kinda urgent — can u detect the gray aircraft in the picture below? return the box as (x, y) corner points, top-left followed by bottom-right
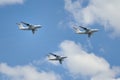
(17, 21), (42, 34)
(73, 26), (99, 37)
(48, 53), (67, 64)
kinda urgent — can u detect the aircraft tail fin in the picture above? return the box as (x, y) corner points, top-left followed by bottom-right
(17, 23), (24, 30)
(73, 26), (81, 33)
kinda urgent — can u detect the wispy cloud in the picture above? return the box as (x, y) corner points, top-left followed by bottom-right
(0, 0), (24, 6)
(64, 0), (120, 38)
(0, 63), (61, 80)
(53, 40), (120, 80)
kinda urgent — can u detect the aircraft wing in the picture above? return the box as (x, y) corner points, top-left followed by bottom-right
(88, 33), (92, 38)
(59, 60), (62, 64)
(49, 53), (59, 57)
(79, 26), (89, 31)
(32, 29), (35, 34)
(21, 21), (32, 26)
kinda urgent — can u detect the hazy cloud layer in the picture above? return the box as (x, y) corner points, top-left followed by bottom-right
(0, 63), (61, 80)
(64, 0), (120, 37)
(55, 40), (120, 80)
(0, 0), (24, 6)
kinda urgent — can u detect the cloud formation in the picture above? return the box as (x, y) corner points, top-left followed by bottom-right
(0, 63), (61, 80)
(55, 40), (120, 80)
(64, 0), (120, 37)
(0, 0), (24, 6)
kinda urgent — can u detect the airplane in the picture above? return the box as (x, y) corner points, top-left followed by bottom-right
(48, 53), (67, 64)
(17, 21), (42, 34)
(73, 26), (99, 37)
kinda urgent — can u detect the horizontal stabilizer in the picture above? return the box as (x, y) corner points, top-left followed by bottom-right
(17, 23), (24, 29)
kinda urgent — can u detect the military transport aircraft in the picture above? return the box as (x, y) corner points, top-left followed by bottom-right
(73, 26), (99, 37)
(48, 53), (67, 64)
(17, 21), (42, 34)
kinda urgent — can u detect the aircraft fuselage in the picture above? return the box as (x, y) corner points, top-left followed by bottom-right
(77, 29), (99, 34)
(20, 25), (41, 30)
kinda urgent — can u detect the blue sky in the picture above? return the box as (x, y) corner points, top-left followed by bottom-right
(0, 0), (120, 80)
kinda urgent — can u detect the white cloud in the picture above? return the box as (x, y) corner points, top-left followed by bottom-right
(64, 0), (120, 37)
(0, 0), (24, 6)
(54, 40), (120, 80)
(0, 63), (61, 80)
